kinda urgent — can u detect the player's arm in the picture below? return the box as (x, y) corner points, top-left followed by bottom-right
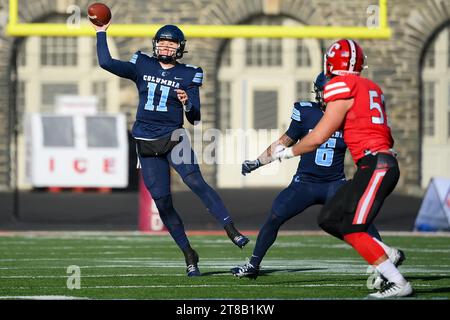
(241, 103), (305, 176)
(176, 85), (201, 125)
(241, 134), (296, 176)
(258, 134), (297, 165)
(91, 21), (137, 81)
(275, 99), (352, 159)
(176, 67), (203, 125)
(241, 114), (303, 176)
(242, 132), (297, 176)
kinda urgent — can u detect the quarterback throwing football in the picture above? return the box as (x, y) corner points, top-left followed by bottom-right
(91, 21), (249, 277)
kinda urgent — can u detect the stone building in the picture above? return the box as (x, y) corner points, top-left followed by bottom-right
(0, 0), (448, 194)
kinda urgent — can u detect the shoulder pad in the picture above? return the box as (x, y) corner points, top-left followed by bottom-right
(298, 101), (314, 108)
(140, 52), (153, 59)
(291, 104), (301, 122)
(185, 64), (199, 69)
(324, 77), (353, 102)
(189, 66), (204, 85)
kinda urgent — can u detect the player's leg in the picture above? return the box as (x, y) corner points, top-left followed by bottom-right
(251, 182), (316, 267)
(324, 179), (404, 280)
(317, 180), (350, 240)
(336, 153), (411, 297)
(321, 179), (389, 239)
(139, 154), (200, 276)
(345, 156), (405, 291)
(168, 137), (249, 248)
(232, 181), (316, 278)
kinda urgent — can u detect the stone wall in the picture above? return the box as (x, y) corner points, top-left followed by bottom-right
(1, 0), (449, 194)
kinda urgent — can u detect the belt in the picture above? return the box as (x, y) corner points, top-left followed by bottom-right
(363, 148), (397, 157)
(357, 148), (397, 167)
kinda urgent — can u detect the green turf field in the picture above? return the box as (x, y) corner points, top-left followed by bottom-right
(0, 232), (449, 299)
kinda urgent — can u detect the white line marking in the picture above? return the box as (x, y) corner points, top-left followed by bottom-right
(1, 230), (450, 237)
(0, 283), (437, 291)
(0, 295), (90, 300)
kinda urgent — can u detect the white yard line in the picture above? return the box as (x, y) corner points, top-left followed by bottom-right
(0, 230), (449, 238)
(0, 295), (90, 300)
(0, 283), (438, 291)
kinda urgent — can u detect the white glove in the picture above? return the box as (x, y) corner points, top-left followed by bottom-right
(273, 145), (294, 160)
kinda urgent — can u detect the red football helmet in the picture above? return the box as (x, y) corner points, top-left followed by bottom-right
(324, 39), (366, 77)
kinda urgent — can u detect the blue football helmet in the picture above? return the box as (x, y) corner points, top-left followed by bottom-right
(313, 72), (329, 110)
(152, 25), (187, 63)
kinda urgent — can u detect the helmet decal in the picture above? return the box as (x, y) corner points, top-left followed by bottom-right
(347, 39), (357, 72)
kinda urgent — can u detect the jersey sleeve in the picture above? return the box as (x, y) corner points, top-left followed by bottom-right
(323, 76), (356, 103)
(184, 66), (203, 125)
(185, 85), (201, 125)
(96, 31), (137, 81)
(129, 51), (140, 65)
(285, 103), (305, 141)
(188, 66), (204, 87)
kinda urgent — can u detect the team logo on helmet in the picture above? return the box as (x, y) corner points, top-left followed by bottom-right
(324, 39), (366, 77)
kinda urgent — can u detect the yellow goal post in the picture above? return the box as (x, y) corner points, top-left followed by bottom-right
(6, 0), (391, 39)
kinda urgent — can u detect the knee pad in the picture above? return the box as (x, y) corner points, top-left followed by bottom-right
(154, 195), (174, 212)
(153, 195), (183, 229)
(145, 185), (170, 201)
(271, 201), (287, 219)
(182, 171), (204, 192)
(317, 209), (343, 240)
(264, 210), (287, 230)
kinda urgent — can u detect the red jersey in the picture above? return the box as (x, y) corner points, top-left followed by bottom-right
(323, 75), (394, 163)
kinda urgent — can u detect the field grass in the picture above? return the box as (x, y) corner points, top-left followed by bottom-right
(0, 232), (449, 300)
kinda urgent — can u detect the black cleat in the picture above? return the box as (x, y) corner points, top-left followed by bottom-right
(231, 262), (259, 279)
(224, 222), (250, 249)
(183, 248), (201, 277)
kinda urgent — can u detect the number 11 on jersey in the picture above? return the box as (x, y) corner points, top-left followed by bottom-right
(144, 83), (169, 112)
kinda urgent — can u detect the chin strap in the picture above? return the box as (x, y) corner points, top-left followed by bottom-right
(157, 55), (176, 64)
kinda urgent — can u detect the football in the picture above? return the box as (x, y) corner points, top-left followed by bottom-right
(87, 3), (111, 26)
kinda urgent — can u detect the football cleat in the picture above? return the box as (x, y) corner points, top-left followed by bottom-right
(232, 235), (250, 249)
(224, 223), (250, 249)
(371, 248), (406, 290)
(186, 264), (201, 277)
(184, 249), (201, 277)
(231, 262), (259, 279)
(368, 281), (413, 299)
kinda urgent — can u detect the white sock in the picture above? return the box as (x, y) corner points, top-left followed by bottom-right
(375, 259), (407, 285)
(373, 238), (393, 257)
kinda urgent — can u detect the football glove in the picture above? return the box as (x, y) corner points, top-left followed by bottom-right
(273, 146), (294, 160)
(241, 159), (261, 176)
